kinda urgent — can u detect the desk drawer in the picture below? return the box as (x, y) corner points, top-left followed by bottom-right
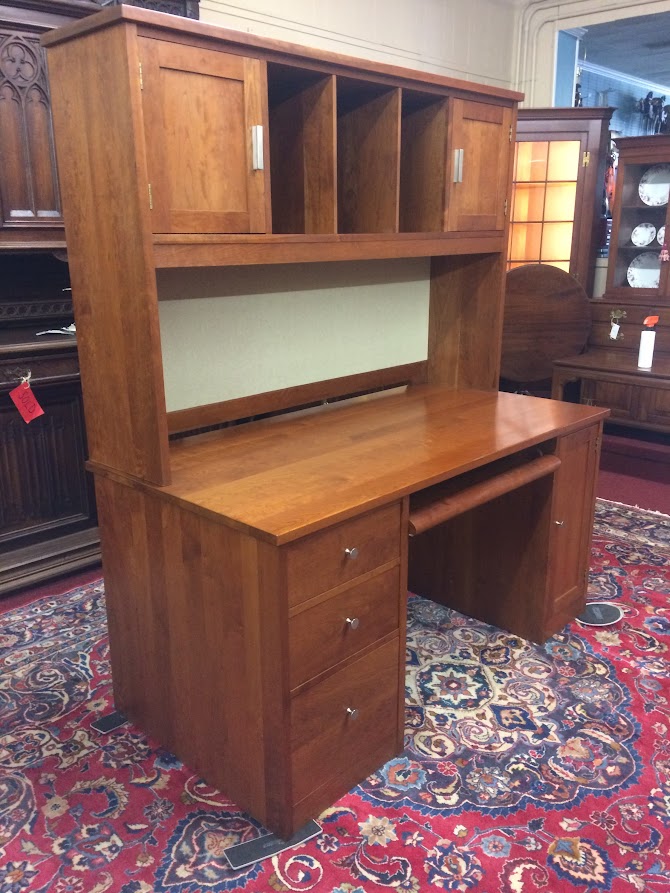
(286, 503), (401, 608)
(290, 637), (400, 809)
(289, 566), (400, 689)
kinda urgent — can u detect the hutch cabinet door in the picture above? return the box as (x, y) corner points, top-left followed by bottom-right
(138, 38), (268, 234)
(446, 97), (512, 232)
(0, 27), (62, 230)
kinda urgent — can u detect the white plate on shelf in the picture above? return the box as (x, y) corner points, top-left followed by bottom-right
(631, 222), (656, 246)
(627, 252), (661, 288)
(658, 225), (666, 245)
(639, 164), (670, 206)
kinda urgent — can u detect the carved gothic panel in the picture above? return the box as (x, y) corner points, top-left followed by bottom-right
(0, 382), (95, 543)
(0, 29), (62, 227)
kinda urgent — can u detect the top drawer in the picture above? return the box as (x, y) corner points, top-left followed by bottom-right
(286, 503), (402, 608)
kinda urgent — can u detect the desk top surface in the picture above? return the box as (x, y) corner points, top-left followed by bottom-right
(103, 386), (607, 543)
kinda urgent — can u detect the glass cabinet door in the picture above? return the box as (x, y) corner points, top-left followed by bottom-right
(508, 138), (581, 273)
(608, 160), (670, 295)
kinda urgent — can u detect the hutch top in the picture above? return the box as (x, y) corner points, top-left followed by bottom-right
(42, 2), (524, 490)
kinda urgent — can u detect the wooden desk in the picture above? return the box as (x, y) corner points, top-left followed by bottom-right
(92, 385), (607, 838)
(552, 348), (670, 433)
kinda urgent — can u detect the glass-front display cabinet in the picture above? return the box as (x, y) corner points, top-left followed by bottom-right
(605, 135), (670, 302)
(508, 107), (613, 298)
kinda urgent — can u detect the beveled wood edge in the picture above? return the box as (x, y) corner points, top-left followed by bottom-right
(518, 106), (615, 123)
(153, 233), (505, 268)
(289, 628), (400, 698)
(0, 235), (66, 250)
(166, 361), (428, 434)
(554, 349), (670, 379)
(287, 559), (401, 618)
(41, 4), (524, 103)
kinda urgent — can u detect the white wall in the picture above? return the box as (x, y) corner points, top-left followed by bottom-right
(158, 260), (430, 413)
(201, 0), (519, 89)
(512, 0), (670, 107)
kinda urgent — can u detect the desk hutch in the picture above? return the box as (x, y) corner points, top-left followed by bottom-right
(44, 5), (608, 840)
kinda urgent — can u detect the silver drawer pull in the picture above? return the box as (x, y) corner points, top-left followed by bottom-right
(554, 520), (565, 526)
(346, 707), (359, 720)
(346, 617), (360, 630)
(344, 547), (359, 559)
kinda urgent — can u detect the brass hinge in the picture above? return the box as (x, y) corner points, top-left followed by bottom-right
(509, 124), (513, 142)
(504, 197), (508, 216)
(582, 150), (590, 167)
(148, 183), (153, 210)
(139, 61), (144, 90)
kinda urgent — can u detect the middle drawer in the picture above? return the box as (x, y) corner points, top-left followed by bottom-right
(289, 566), (401, 690)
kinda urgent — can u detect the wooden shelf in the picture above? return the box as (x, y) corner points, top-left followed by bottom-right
(268, 63), (336, 235)
(336, 78), (401, 234)
(151, 230), (506, 268)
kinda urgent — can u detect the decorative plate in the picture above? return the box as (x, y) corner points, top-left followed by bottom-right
(638, 163), (670, 206)
(658, 225), (666, 245)
(631, 222), (656, 246)
(627, 252), (661, 289)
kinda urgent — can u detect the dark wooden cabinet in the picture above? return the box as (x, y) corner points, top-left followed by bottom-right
(553, 136), (670, 434)
(0, 258), (99, 594)
(509, 107), (613, 297)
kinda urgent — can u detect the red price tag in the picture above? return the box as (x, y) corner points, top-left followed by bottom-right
(9, 381), (45, 424)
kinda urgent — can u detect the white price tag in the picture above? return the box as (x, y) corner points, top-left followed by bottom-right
(609, 323), (620, 340)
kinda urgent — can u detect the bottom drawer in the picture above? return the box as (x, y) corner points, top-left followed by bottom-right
(290, 637), (400, 814)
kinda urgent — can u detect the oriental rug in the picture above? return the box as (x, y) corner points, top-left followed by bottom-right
(1, 499), (670, 893)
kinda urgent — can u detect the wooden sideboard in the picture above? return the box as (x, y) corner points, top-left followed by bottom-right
(43, 5), (607, 839)
(0, 253), (100, 593)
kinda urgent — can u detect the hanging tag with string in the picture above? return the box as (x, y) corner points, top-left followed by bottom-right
(9, 372), (45, 423)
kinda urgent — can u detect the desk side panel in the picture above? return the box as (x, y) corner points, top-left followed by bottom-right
(46, 23), (170, 484)
(94, 476), (287, 826)
(427, 253), (505, 389)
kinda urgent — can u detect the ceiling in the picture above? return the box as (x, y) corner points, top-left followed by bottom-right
(580, 13), (670, 90)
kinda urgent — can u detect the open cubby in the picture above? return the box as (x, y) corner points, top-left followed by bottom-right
(336, 77), (401, 233)
(399, 89), (448, 232)
(267, 63), (337, 234)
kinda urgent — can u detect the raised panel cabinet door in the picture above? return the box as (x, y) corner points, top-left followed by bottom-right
(138, 38), (268, 234)
(0, 28), (62, 229)
(0, 380), (95, 545)
(636, 384), (670, 429)
(581, 378), (636, 422)
(546, 424), (601, 630)
(446, 97), (512, 232)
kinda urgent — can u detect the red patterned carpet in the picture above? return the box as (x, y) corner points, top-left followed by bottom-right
(1, 499), (670, 892)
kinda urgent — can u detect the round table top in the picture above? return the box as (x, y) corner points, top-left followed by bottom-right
(501, 264), (591, 383)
